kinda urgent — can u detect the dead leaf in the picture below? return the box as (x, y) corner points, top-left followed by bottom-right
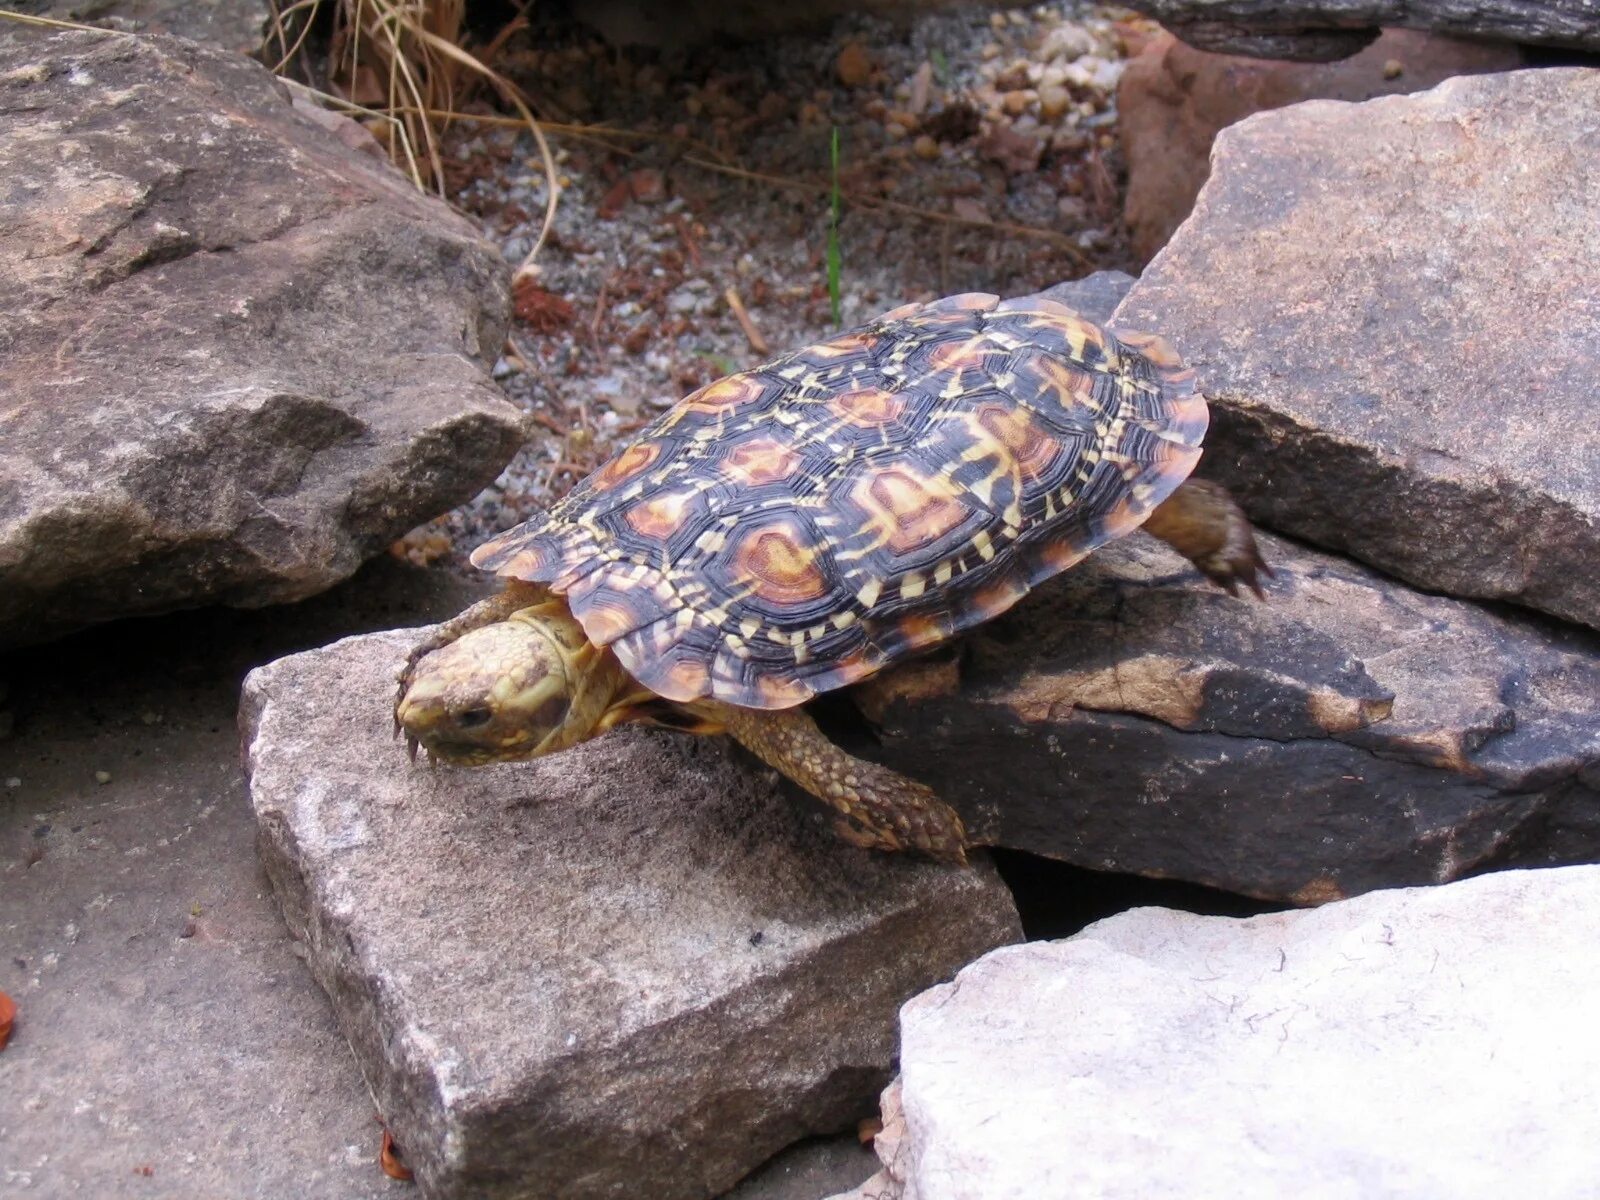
(380, 1128), (414, 1182)
(0, 989), (16, 1050)
(512, 279), (576, 333)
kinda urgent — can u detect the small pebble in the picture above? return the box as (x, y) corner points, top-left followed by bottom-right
(1038, 84), (1071, 121)
(5, 778), (19, 788)
(912, 134), (940, 160)
(884, 121), (908, 140)
(1002, 89), (1034, 116)
(1383, 58), (1404, 79)
(94, 771), (111, 785)
(836, 43), (872, 88)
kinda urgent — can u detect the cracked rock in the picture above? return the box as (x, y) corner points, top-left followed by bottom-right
(241, 629), (1020, 1200)
(836, 865), (1600, 1199)
(853, 532), (1600, 903)
(0, 29), (523, 648)
(1117, 69), (1600, 630)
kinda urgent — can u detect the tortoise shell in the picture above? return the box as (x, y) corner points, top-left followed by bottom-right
(472, 291), (1205, 709)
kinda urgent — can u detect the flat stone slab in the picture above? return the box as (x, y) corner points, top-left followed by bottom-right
(855, 531), (1600, 904)
(0, 29), (523, 648)
(1116, 0), (1600, 61)
(839, 864), (1600, 1199)
(1118, 69), (1600, 631)
(241, 630), (1020, 1200)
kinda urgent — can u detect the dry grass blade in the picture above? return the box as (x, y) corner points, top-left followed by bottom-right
(266, 0), (559, 273)
(402, 109), (1080, 259)
(0, 9), (132, 35)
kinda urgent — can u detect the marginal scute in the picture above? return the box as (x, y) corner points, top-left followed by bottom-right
(475, 292), (1209, 709)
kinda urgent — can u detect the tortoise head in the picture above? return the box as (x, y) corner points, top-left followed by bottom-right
(395, 601), (620, 765)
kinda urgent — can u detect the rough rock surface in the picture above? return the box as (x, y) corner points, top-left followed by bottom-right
(0, 29), (524, 649)
(6, 0), (270, 54)
(1117, 0), (1600, 61)
(852, 532), (1600, 904)
(1118, 69), (1600, 630)
(241, 630), (1020, 1200)
(836, 865), (1600, 1199)
(1117, 29), (1521, 263)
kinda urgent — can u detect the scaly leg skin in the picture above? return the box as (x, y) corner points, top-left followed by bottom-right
(394, 579), (549, 733)
(698, 700), (969, 865)
(1141, 478), (1274, 598)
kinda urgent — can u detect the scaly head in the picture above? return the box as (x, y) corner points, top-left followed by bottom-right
(395, 600), (622, 765)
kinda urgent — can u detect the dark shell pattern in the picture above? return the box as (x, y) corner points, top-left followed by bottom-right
(472, 292), (1207, 709)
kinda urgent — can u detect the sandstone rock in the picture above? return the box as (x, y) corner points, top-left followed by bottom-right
(6, 0), (270, 54)
(1116, 0), (1600, 61)
(853, 532), (1600, 904)
(836, 865), (1600, 1199)
(0, 29), (523, 649)
(1118, 29), (1521, 263)
(241, 630), (1021, 1200)
(1117, 69), (1600, 630)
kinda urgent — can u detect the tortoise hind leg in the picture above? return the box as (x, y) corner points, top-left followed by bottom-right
(697, 700), (969, 865)
(1141, 478), (1273, 598)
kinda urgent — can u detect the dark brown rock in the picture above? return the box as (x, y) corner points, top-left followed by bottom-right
(241, 630), (1021, 1200)
(1118, 29), (1522, 263)
(852, 533), (1600, 904)
(0, 29), (524, 649)
(1116, 0), (1600, 61)
(1117, 68), (1600, 630)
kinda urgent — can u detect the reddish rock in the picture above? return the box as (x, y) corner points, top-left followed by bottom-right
(1119, 29), (1521, 262)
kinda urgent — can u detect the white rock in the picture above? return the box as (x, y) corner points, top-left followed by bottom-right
(837, 867), (1600, 1200)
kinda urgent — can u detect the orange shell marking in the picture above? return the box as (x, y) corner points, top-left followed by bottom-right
(737, 525), (829, 604)
(854, 465), (972, 556)
(724, 437), (802, 486)
(591, 440), (662, 491)
(625, 488), (696, 539)
(833, 387), (904, 426)
(974, 403), (1060, 480)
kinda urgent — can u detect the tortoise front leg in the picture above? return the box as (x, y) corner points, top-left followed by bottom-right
(394, 579), (549, 733)
(1141, 478), (1273, 598)
(698, 700), (969, 865)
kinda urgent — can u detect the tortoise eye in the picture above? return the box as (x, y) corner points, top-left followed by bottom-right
(455, 707), (493, 729)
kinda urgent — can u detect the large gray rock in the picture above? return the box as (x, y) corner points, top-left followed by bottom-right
(854, 532), (1600, 904)
(1118, 69), (1600, 631)
(1117, 29), (1521, 263)
(838, 865), (1600, 1199)
(0, 29), (524, 649)
(240, 629), (1021, 1200)
(1117, 0), (1600, 61)
(5, 0), (270, 54)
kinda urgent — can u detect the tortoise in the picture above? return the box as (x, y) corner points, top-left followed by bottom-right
(395, 291), (1268, 865)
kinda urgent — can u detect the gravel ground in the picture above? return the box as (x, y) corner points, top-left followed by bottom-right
(394, 1), (1149, 566)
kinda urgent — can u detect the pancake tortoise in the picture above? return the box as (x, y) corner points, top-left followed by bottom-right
(395, 291), (1268, 865)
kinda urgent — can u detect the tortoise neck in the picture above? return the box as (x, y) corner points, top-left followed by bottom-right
(504, 598), (631, 756)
